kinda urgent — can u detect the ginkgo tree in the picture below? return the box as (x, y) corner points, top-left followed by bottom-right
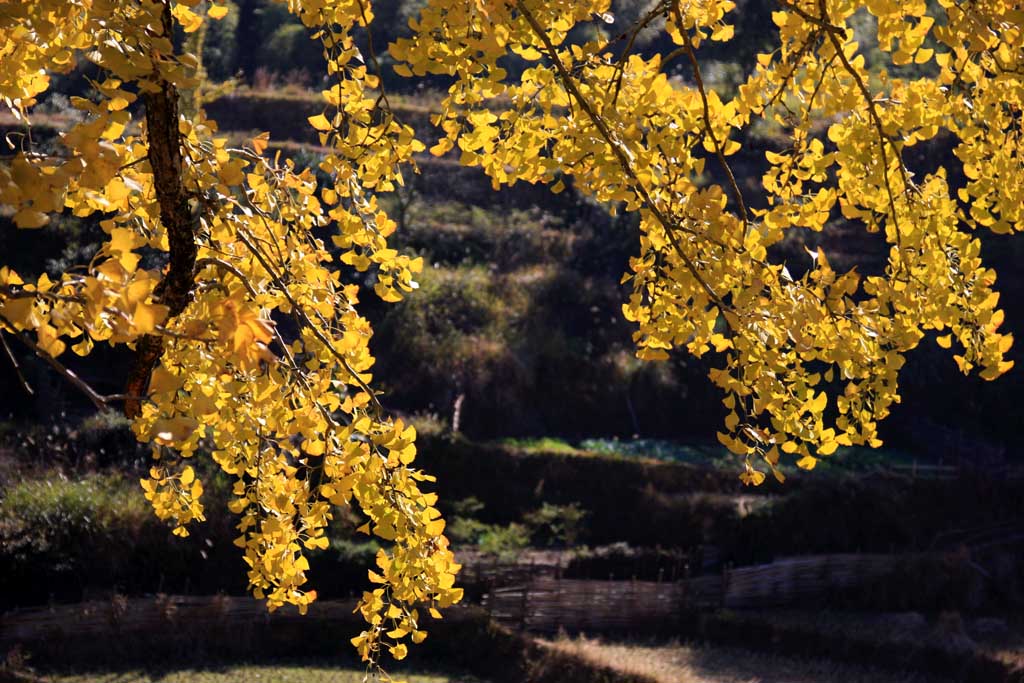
(1, 0), (1022, 668)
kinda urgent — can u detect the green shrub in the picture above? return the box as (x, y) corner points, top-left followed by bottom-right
(523, 502), (587, 547)
(0, 472), (243, 608)
(477, 523), (530, 558)
(0, 474), (150, 565)
(446, 497), (531, 559)
(374, 265), (523, 424)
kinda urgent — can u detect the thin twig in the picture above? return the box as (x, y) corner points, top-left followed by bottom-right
(233, 229), (383, 411)
(775, 0), (844, 35)
(817, 0), (906, 245)
(0, 285), (86, 305)
(0, 314), (143, 409)
(607, 2), (671, 105)
(196, 256), (344, 429)
(673, 1), (749, 233)
(1, 330), (33, 397)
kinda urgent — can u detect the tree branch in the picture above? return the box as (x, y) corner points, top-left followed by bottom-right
(124, 1), (198, 419)
(672, 0), (749, 233)
(514, 0), (730, 315)
(1, 330), (33, 397)
(1, 315), (144, 410)
(817, 0), (908, 259)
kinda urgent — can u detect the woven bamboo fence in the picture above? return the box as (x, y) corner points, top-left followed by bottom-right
(483, 553), (916, 633)
(484, 576), (686, 634)
(0, 594), (360, 647)
(721, 553), (904, 608)
(1, 554), (922, 643)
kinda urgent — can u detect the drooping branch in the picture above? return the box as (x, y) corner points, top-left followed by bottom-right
(123, 1), (198, 418)
(815, 0), (910, 247)
(670, 1), (749, 233)
(514, 0), (730, 315)
(0, 329), (33, 397)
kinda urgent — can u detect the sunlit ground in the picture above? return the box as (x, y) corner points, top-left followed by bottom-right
(542, 636), (954, 683)
(46, 663), (487, 683)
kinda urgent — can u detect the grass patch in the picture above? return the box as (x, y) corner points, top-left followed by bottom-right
(498, 438), (592, 456)
(0, 473), (152, 559)
(578, 438), (926, 476)
(44, 662), (485, 683)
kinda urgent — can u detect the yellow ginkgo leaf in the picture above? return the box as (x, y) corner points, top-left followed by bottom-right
(171, 4), (203, 32)
(308, 114), (332, 131)
(151, 416), (199, 445)
(12, 209), (49, 229)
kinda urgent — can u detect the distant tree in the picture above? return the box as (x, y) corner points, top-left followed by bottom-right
(200, 0), (240, 82)
(0, 0), (1022, 669)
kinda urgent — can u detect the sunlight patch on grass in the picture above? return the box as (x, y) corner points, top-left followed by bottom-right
(498, 437), (594, 456)
(543, 635), (952, 683)
(48, 664), (484, 683)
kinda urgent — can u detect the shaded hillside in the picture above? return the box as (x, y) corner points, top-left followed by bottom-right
(2, 0), (1023, 460)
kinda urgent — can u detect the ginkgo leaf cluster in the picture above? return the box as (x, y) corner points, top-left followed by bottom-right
(1, 0), (453, 669)
(392, 0), (1021, 485)
(2, 0), (1023, 671)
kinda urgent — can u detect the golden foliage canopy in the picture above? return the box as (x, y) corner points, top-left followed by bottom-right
(1, 0), (1022, 666)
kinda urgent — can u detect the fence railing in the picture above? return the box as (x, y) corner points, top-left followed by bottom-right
(482, 552), (920, 633)
(0, 594), (360, 646)
(7, 546), (1018, 643)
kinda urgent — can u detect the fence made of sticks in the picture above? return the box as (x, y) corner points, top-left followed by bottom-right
(0, 552), (951, 645)
(483, 553), (918, 634)
(720, 553), (903, 608)
(0, 594), (362, 648)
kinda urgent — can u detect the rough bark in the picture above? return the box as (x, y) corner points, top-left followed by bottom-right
(124, 2), (197, 418)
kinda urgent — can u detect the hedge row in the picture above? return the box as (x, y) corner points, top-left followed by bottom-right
(5, 602), (655, 683)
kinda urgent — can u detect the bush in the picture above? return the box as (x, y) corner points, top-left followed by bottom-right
(477, 523), (531, 558)
(0, 474), (151, 564)
(0, 467), (412, 608)
(0, 474), (159, 606)
(264, 24), (324, 80)
(523, 503), (587, 547)
(447, 497), (532, 560)
(0, 471), (244, 608)
(564, 543), (692, 581)
(374, 265), (526, 431)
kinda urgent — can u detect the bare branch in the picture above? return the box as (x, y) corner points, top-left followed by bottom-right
(1, 330), (34, 397)
(0, 315), (145, 410)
